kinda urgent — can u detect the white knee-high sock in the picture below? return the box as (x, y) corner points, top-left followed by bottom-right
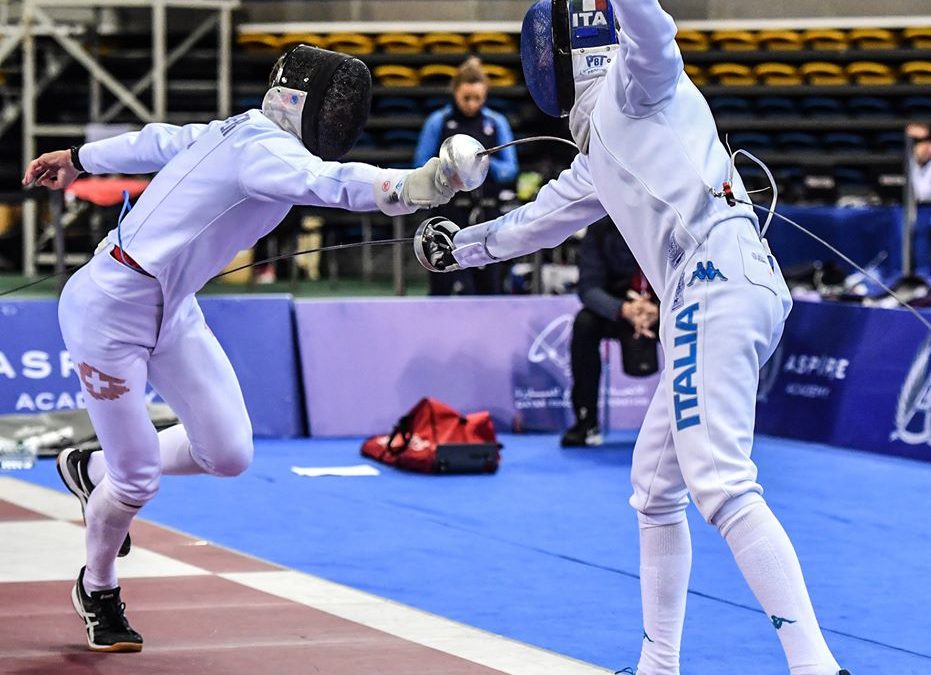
(83, 477), (139, 592)
(636, 516), (692, 675)
(156, 424), (206, 475)
(716, 497), (839, 675)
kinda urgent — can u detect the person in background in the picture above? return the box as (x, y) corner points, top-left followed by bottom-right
(562, 218), (659, 447)
(907, 122), (931, 203)
(414, 56), (518, 295)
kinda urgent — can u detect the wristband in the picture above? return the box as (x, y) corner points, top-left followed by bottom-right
(70, 146), (86, 173)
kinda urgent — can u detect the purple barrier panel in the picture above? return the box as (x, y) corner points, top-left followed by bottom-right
(0, 296), (302, 438)
(757, 300), (931, 461)
(295, 297), (659, 437)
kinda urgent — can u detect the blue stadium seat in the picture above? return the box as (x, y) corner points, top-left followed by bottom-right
(486, 97), (518, 115)
(903, 96), (931, 118)
(755, 96), (796, 117)
(374, 97), (420, 116)
(777, 132), (820, 152)
(834, 166), (868, 188)
(709, 96), (753, 117)
(823, 132), (869, 152)
(800, 96), (844, 117)
(848, 96), (893, 117)
(354, 131), (376, 148)
(423, 96), (450, 113)
(381, 129), (422, 146)
(727, 132), (775, 153)
(876, 131), (905, 152)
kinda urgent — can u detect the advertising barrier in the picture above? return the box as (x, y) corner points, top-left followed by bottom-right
(757, 300), (931, 461)
(295, 297), (660, 437)
(0, 296), (303, 438)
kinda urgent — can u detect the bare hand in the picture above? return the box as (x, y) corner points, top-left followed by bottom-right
(22, 150), (81, 190)
(621, 295), (658, 339)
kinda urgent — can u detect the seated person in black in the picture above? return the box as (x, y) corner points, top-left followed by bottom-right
(562, 218), (660, 447)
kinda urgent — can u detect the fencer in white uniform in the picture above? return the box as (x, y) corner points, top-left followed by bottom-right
(418, 2), (848, 673)
(23, 45), (459, 653)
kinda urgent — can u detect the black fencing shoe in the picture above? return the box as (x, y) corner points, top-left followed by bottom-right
(57, 448), (131, 557)
(561, 419), (603, 447)
(72, 567), (143, 653)
(839, 670), (852, 674)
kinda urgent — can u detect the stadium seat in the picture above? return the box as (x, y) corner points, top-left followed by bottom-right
(903, 96), (931, 117)
(757, 30), (803, 51)
(756, 96), (797, 116)
(676, 30), (709, 51)
(373, 65), (421, 86)
(708, 96), (752, 117)
(277, 33), (326, 50)
(846, 62), (896, 85)
(381, 129), (421, 146)
(374, 96), (420, 116)
(901, 61), (931, 84)
(684, 64), (706, 86)
(799, 62), (848, 85)
(876, 131), (905, 152)
(849, 28), (898, 50)
(777, 132), (821, 152)
(470, 32), (516, 53)
(237, 33), (280, 51)
(727, 132), (775, 153)
(354, 131), (376, 148)
(326, 33), (375, 55)
(709, 63), (756, 85)
(848, 96), (893, 117)
(823, 132), (869, 152)
(423, 96), (449, 112)
(376, 33), (424, 54)
(834, 166), (868, 188)
(487, 96), (518, 114)
(422, 33), (469, 53)
(419, 64), (459, 85)
(903, 27), (931, 49)
(800, 96), (845, 116)
(482, 64), (518, 87)
(802, 29), (849, 50)
(755, 63), (803, 85)
(711, 30), (759, 51)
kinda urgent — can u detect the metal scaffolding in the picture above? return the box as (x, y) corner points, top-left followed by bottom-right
(7, 0), (238, 277)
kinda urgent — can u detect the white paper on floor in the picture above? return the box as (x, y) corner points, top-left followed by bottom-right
(290, 465), (381, 478)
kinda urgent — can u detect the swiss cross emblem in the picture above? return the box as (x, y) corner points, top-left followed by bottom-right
(78, 363), (130, 401)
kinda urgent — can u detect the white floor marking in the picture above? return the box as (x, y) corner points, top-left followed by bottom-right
(224, 570), (613, 675)
(0, 476), (82, 521)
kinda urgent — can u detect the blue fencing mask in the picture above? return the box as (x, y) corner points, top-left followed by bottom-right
(520, 0), (620, 119)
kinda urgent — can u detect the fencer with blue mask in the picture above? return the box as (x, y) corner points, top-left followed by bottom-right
(417, 2), (849, 673)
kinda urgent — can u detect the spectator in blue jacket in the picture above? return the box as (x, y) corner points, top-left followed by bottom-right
(562, 218), (660, 447)
(414, 56), (518, 295)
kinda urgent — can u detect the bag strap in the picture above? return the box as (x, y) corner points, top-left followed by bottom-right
(384, 413), (414, 456)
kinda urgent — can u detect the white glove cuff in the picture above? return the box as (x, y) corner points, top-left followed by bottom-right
(373, 169), (416, 217)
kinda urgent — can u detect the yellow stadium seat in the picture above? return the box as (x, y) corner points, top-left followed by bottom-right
(482, 64), (518, 87)
(423, 33), (469, 54)
(684, 64), (706, 86)
(277, 33), (326, 50)
(849, 28), (898, 50)
(237, 33), (280, 51)
(904, 28), (931, 49)
(376, 33), (423, 54)
(754, 63), (803, 86)
(902, 61), (931, 84)
(708, 63), (756, 86)
(470, 32), (516, 53)
(757, 30), (803, 51)
(802, 29), (848, 50)
(846, 62), (896, 85)
(419, 64), (459, 85)
(676, 30), (709, 51)
(325, 33), (374, 55)
(711, 30), (759, 51)
(373, 65), (421, 87)
(799, 62), (848, 85)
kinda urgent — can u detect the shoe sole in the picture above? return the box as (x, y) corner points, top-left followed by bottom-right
(71, 582), (143, 653)
(57, 449), (132, 557)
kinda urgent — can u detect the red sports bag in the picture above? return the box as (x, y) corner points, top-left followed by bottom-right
(361, 398), (501, 474)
